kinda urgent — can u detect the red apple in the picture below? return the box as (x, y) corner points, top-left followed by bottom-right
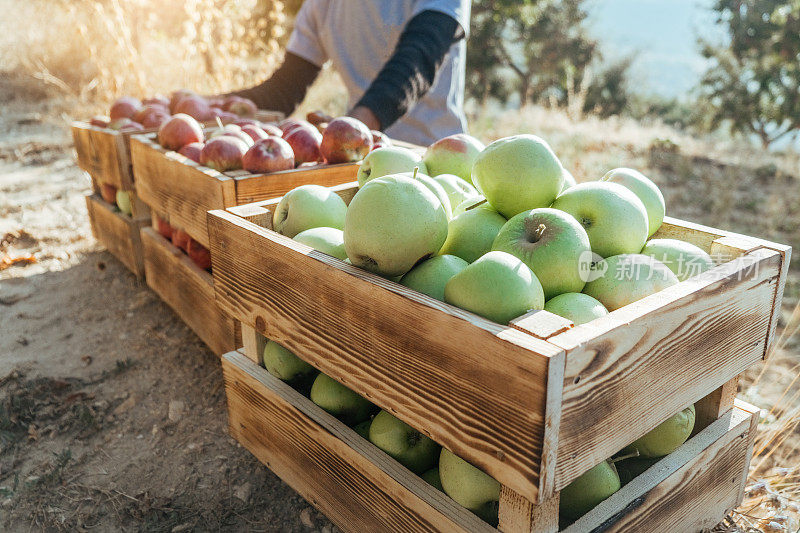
(109, 96), (142, 120)
(89, 116), (109, 128)
(320, 117), (372, 163)
(137, 106), (171, 129)
(371, 130), (392, 148)
(241, 125), (269, 142)
(307, 110), (333, 125)
(108, 118), (144, 132)
(119, 121), (144, 132)
(261, 123), (283, 137)
(171, 228), (190, 252)
(158, 114), (204, 151)
(281, 119), (315, 138)
(155, 214), (173, 240)
(217, 111), (240, 124)
(278, 118), (304, 134)
(169, 89), (198, 112)
(100, 183), (117, 204)
(242, 137), (295, 174)
(178, 142), (204, 163)
(211, 125), (254, 147)
(283, 126), (322, 165)
(173, 95), (213, 121)
(223, 95), (257, 117)
(199, 136), (248, 172)
(233, 118), (259, 127)
(143, 94), (169, 108)
(186, 239), (212, 270)
(316, 122), (328, 134)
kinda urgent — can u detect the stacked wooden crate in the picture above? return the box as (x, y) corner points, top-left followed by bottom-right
(129, 129), (378, 355)
(73, 120), (152, 278)
(205, 181), (791, 532)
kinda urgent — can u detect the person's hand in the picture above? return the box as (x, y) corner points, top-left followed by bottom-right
(348, 106), (381, 131)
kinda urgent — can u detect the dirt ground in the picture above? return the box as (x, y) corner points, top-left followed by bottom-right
(0, 83), (336, 531)
(1, 76), (799, 532)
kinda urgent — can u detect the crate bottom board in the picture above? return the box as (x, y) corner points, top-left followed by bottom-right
(221, 350), (758, 533)
(86, 194), (147, 278)
(141, 227), (239, 355)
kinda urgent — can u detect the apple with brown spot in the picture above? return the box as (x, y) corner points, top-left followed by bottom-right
(320, 117), (372, 164)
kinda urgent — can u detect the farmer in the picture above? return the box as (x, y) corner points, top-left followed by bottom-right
(231, 0), (471, 146)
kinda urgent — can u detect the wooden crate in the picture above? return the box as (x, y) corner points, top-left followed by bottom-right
(140, 226), (239, 355)
(130, 132), (362, 247)
(206, 182), (790, 507)
(222, 348), (760, 533)
(72, 120), (143, 190)
(85, 194), (148, 278)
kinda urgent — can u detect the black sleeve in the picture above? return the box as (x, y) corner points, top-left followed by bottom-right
(230, 52), (321, 116)
(355, 10), (464, 130)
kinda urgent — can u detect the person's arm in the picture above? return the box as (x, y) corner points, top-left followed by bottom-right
(230, 52), (321, 116)
(350, 10), (465, 131)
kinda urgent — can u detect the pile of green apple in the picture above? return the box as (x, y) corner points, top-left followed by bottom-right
(259, 131), (718, 523)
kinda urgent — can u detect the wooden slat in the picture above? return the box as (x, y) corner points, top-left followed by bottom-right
(240, 323), (266, 364)
(222, 351), (493, 533)
(498, 487), (559, 533)
(548, 248), (782, 490)
(692, 377), (739, 437)
(131, 135), (234, 247)
(564, 401), (758, 533)
(141, 227), (238, 355)
(85, 194), (147, 278)
(208, 209), (562, 501)
(72, 122), (138, 189)
(233, 162), (359, 205)
(512, 310), (574, 340)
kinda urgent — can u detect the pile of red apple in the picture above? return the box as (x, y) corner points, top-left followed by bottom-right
(153, 214), (212, 271)
(87, 90), (259, 133)
(157, 111), (389, 175)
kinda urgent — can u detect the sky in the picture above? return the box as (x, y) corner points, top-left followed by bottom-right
(587, 0), (723, 99)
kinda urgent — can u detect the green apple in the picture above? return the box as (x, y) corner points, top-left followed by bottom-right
(624, 405), (695, 458)
(641, 239), (713, 281)
(293, 227), (347, 260)
(559, 460), (621, 521)
(561, 168), (577, 192)
(357, 146), (426, 187)
(368, 410), (440, 474)
(310, 373), (375, 425)
(116, 190), (133, 216)
(439, 207), (507, 263)
(602, 168), (665, 237)
(471, 134), (564, 218)
(422, 133), (485, 184)
(583, 254), (679, 311)
(344, 175), (448, 277)
(452, 196), (493, 217)
(398, 172), (452, 219)
(492, 208), (591, 299)
(352, 419), (372, 440)
(614, 456), (660, 486)
(273, 184), (347, 238)
(551, 182), (649, 258)
(431, 174), (480, 209)
(422, 467), (444, 491)
(439, 448), (501, 513)
(399, 255), (468, 301)
(444, 251), (545, 324)
(262, 340), (316, 382)
(544, 293), (608, 325)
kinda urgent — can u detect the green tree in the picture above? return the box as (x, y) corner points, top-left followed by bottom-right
(698, 1), (800, 147)
(467, 0), (598, 109)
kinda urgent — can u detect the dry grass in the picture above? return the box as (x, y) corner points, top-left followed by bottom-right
(0, 0), (287, 105)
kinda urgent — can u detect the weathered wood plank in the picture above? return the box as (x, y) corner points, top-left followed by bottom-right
(564, 402), (757, 533)
(512, 311), (574, 341)
(208, 209), (562, 501)
(693, 377), (739, 437)
(222, 351), (492, 533)
(549, 248), (781, 490)
(498, 487), (559, 533)
(234, 162), (359, 205)
(240, 323), (266, 365)
(85, 194), (147, 278)
(72, 121), (139, 189)
(141, 227), (238, 355)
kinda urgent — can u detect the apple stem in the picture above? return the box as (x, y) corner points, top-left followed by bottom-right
(411, 166), (419, 180)
(465, 198), (488, 211)
(610, 450), (641, 463)
(215, 117), (224, 130)
(534, 223), (547, 241)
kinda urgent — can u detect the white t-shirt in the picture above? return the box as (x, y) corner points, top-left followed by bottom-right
(287, 0), (470, 146)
